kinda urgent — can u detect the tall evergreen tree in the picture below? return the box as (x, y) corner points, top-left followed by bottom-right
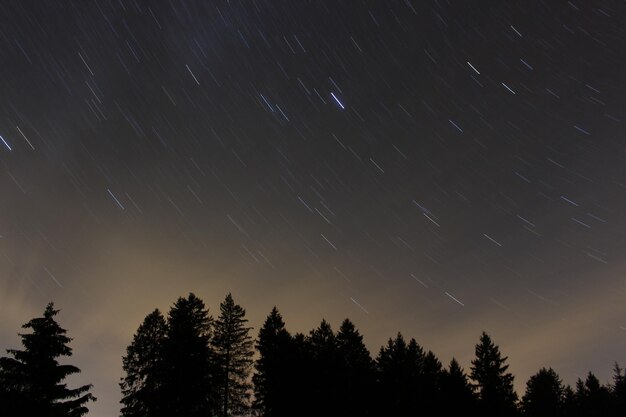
(610, 363), (626, 416)
(120, 309), (168, 417)
(212, 293), (254, 417)
(307, 319), (340, 416)
(253, 307), (294, 417)
(290, 332), (315, 416)
(161, 293), (215, 417)
(336, 318), (375, 416)
(421, 350), (444, 415)
(522, 367), (564, 417)
(575, 372), (611, 417)
(561, 385), (578, 417)
(470, 331), (518, 417)
(0, 303), (95, 417)
(441, 358), (477, 415)
(375, 333), (424, 416)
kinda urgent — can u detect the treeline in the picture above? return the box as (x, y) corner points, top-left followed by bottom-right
(1, 294), (625, 417)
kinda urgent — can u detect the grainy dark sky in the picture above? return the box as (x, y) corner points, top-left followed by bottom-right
(1, 1), (625, 416)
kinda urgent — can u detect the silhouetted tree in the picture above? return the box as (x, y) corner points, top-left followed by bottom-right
(212, 293), (254, 417)
(441, 358), (477, 415)
(522, 367), (564, 417)
(290, 332), (315, 416)
(610, 363), (626, 416)
(120, 309), (168, 417)
(307, 319), (340, 416)
(471, 331), (518, 417)
(336, 318), (375, 416)
(421, 350), (444, 415)
(561, 385), (578, 417)
(114, 297), (626, 417)
(161, 293), (215, 417)
(575, 372), (611, 417)
(253, 307), (294, 417)
(0, 303), (95, 417)
(375, 333), (424, 416)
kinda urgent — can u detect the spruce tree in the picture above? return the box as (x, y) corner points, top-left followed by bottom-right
(307, 319), (339, 416)
(561, 385), (578, 417)
(522, 367), (564, 417)
(375, 333), (424, 416)
(212, 293), (254, 417)
(441, 358), (477, 415)
(611, 363), (626, 416)
(575, 372), (611, 417)
(253, 307), (293, 417)
(161, 293), (215, 417)
(421, 350), (444, 415)
(470, 331), (518, 417)
(290, 332), (315, 416)
(336, 318), (375, 416)
(0, 303), (95, 417)
(120, 309), (167, 417)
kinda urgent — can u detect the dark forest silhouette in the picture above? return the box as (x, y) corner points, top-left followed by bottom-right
(1, 295), (625, 417)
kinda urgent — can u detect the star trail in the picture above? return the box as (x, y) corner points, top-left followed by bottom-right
(0, 1), (625, 416)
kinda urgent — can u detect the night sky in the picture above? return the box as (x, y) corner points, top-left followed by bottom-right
(1, 1), (625, 416)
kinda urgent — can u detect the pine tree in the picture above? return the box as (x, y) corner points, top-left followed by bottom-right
(336, 318), (375, 416)
(212, 293), (254, 417)
(161, 293), (215, 417)
(0, 303), (95, 417)
(470, 331), (518, 417)
(522, 367), (564, 417)
(120, 309), (168, 417)
(441, 358), (477, 415)
(253, 307), (294, 417)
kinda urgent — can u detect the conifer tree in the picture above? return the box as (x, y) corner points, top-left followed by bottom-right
(441, 358), (477, 415)
(253, 307), (293, 417)
(421, 350), (444, 415)
(375, 333), (424, 416)
(290, 332), (315, 416)
(0, 303), (95, 417)
(336, 318), (375, 416)
(120, 309), (167, 417)
(307, 319), (340, 416)
(611, 363), (626, 416)
(212, 293), (254, 417)
(470, 332), (518, 417)
(161, 293), (215, 417)
(575, 372), (611, 417)
(522, 367), (564, 417)
(561, 385), (578, 417)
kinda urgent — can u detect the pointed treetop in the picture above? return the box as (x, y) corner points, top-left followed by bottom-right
(1, 302), (96, 417)
(309, 319), (335, 345)
(339, 318), (355, 333)
(449, 358), (463, 374)
(268, 306), (285, 325)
